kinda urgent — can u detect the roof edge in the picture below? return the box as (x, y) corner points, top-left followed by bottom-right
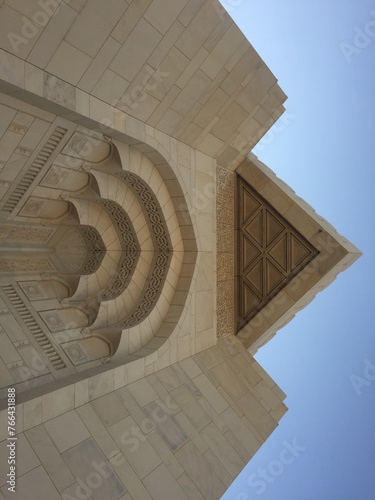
(236, 153), (362, 352)
(247, 152), (362, 257)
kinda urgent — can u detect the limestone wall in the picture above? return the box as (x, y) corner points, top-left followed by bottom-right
(0, 93), (219, 399)
(0, 0), (286, 171)
(0, 2), (292, 498)
(0, 336), (286, 499)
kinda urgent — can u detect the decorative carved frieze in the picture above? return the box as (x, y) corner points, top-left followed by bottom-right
(79, 225), (106, 275)
(0, 225), (54, 243)
(96, 199), (140, 301)
(0, 283), (66, 370)
(0, 126), (68, 214)
(8, 122), (28, 135)
(0, 258), (55, 273)
(0, 223), (104, 276)
(216, 166), (235, 338)
(115, 172), (172, 327)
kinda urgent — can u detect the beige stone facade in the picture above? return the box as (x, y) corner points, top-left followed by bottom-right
(0, 1), (360, 499)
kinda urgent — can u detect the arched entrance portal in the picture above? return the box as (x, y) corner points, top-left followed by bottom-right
(0, 128), (197, 396)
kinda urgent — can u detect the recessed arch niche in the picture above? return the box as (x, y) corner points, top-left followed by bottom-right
(26, 136), (198, 372)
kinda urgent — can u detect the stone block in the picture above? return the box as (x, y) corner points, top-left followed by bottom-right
(27, 3), (77, 68)
(175, 441), (226, 500)
(65, 0), (127, 58)
(46, 41), (92, 85)
(193, 373), (228, 414)
(25, 425), (75, 491)
(110, 18), (162, 82)
(108, 414), (161, 479)
(62, 438), (126, 499)
(1, 466), (60, 500)
(143, 463), (189, 500)
(90, 392), (129, 427)
(76, 404), (119, 459)
(144, 0), (188, 35)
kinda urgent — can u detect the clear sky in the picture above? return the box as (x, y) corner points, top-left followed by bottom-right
(221, 1), (375, 499)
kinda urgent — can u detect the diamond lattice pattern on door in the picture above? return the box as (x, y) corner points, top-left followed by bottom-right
(237, 176), (319, 331)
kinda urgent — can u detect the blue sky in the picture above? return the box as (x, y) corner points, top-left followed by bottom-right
(221, 1), (375, 499)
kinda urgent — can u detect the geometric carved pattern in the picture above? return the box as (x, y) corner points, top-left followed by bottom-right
(216, 166), (235, 339)
(115, 172), (172, 328)
(19, 198), (45, 216)
(0, 224), (103, 276)
(0, 257), (55, 273)
(19, 281), (46, 300)
(79, 225), (106, 275)
(0, 126), (68, 213)
(237, 176), (319, 331)
(39, 311), (65, 331)
(0, 283), (66, 370)
(61, 341), (88, 365)
(0, 224), (54, 242)
(96, 199), (140, 301)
